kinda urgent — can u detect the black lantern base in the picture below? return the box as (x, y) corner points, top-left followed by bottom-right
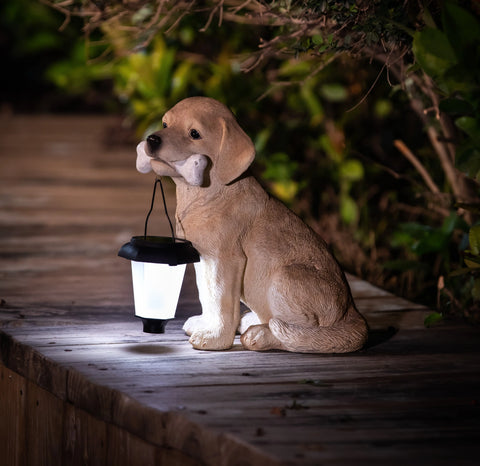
(138, 317), (170, 334)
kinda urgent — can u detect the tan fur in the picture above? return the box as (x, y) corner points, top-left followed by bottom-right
(136, 97), (368, 353)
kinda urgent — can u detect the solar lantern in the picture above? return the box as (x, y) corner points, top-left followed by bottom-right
(118, 179), (199, 333)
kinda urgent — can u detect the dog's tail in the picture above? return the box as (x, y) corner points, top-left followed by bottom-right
(268, 309), (368, 353)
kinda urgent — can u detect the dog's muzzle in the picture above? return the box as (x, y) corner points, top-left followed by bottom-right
(147, 134), (162, 153)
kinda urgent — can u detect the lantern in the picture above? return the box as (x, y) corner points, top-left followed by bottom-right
(118, 179), (199, 333)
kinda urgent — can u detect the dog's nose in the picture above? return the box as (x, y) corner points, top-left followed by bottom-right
(146, 134), (162, 152)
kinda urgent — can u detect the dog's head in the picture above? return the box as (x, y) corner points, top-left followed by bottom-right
(136, 97), (255, 186)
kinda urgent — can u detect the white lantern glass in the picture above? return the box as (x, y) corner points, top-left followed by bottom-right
(119, 236), (199, 333)
(131, 261), (186, 320)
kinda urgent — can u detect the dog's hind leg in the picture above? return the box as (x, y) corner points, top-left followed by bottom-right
(241, 264), (368, 353)
(241, 312), (367, 353)
(240, 323), (286, 351)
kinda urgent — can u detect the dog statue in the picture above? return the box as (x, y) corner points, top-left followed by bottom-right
(136, 97), (368, 353)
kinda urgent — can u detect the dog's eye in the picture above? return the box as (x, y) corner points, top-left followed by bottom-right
(162, 122), (167, 129)
(189, 129), (201, 140)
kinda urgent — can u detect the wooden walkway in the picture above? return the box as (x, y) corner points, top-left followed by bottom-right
(1, 115), (479, 465)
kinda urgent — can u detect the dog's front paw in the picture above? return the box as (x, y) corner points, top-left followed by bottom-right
(183, 315), (206, 336)
(189, 329), (234, 351)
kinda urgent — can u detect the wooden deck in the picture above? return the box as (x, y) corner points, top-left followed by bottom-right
(1, 115), (479, 465)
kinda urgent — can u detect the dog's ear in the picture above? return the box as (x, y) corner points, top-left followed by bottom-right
(215, 117), (255, 185)
(173, 154), (208, 186)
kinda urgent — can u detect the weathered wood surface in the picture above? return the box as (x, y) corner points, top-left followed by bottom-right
(1, 115), (479, 465)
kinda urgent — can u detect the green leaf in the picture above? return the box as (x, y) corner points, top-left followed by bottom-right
(442, 2), (480, 62)
(279, 59), (312, 77)
(374, 99), (393, 118)
(340, 195), (358, 225)
(412, 230), (449, 255)
(319, 134), (342, 163)
(441, 211), (460, 235)
(393, 222), (451, 256)
(422, 7), (437, 29)
(464, 251), (480, 269)
(469, 226), (480, 256)
(398, 222), (432, 235)
(254, 128), (272, 155)
(456, 147), (480, 178)
(339, 159), (364, 182)
(171, 61), (194, 100)
(383, 259), (429, 272)
(301, 82), (324, 122)
(442, 64), (478, 94)
(270, 180), (300, 203)
(424, 312), (443, 327)
(131, 5), (153, 24)
(262, 152), (298, 181)
(449, 267), (474, 277)
(320, 83), (348, 102)
(455, 117), (480, 144)
(412, 28), (456, 79)
(365, 31), (379, 46)
(439, 97), (474, 116)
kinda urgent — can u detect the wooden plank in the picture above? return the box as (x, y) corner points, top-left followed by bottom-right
(3, 319), (480, 406)
(0, 364), (27, 466)
(129, 376), (479, 465)
(25, 338), (480, 390)
(106, 424), (156, 466)
(66, 369), (122, 425)
(0, 332), (68, 398)
(25, 380), (65, 466)
(63, 404), (107, 466)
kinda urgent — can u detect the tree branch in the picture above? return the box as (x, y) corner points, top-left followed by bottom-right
(393, 139), (441, 195)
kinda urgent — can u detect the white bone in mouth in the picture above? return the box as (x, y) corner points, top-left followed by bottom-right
(136, 141), (153, 174)
(173, 154), (208, 186)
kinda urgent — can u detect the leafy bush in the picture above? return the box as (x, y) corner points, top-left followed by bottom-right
(405, 2), (480, 320)
(39, 1), (480, 322)
(0, 0), (116, 112)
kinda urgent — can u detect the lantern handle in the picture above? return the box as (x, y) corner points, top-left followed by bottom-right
(144, 178), (176, 242)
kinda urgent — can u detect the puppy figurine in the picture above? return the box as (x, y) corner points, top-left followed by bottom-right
(136, 97), (368, 353)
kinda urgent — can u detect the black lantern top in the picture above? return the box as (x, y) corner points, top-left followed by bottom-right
(118, 236), (199, 265)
